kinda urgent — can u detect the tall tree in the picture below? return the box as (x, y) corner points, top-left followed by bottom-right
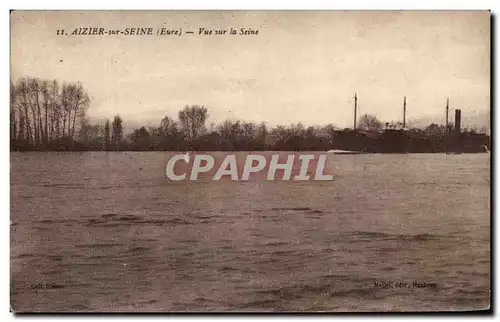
(160, 115), (177, 136)
(16, 78), (32, 144)
(51, 80), (61, 141)
(10, 81), (16, 140)
(129, 126), (151, 150)
(70, 83), (90, 141)
(178, 105), (208, 142)
(111, 115), (123, 150)
(358, 114), (383, 131)
(40, 80), (50, 144)
(256, 122), (268, 149)
(104, 119), (111, 150)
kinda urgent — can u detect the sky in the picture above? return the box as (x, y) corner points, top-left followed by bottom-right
(10, 10), (490, 129)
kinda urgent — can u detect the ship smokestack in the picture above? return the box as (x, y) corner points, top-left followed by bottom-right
(455, 109), (461, 135)
(446, 98), (449, 133)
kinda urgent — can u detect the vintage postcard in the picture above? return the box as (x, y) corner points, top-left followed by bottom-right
(10, 10), (491, 312)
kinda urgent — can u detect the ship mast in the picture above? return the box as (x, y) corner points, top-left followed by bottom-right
(446, 97), (449, 133)
(403, 96), (406, 129)
(353, 93), (357, 130)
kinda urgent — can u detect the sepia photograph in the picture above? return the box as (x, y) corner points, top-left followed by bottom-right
(9, 10), (491, 312)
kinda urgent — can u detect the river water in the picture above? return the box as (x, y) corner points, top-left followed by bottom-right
(10, 152), (490, 312)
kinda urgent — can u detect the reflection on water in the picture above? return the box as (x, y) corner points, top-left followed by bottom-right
(10, 152), (490, 312)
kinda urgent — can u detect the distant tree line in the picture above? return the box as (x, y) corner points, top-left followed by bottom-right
(10, 77), (489, 152)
